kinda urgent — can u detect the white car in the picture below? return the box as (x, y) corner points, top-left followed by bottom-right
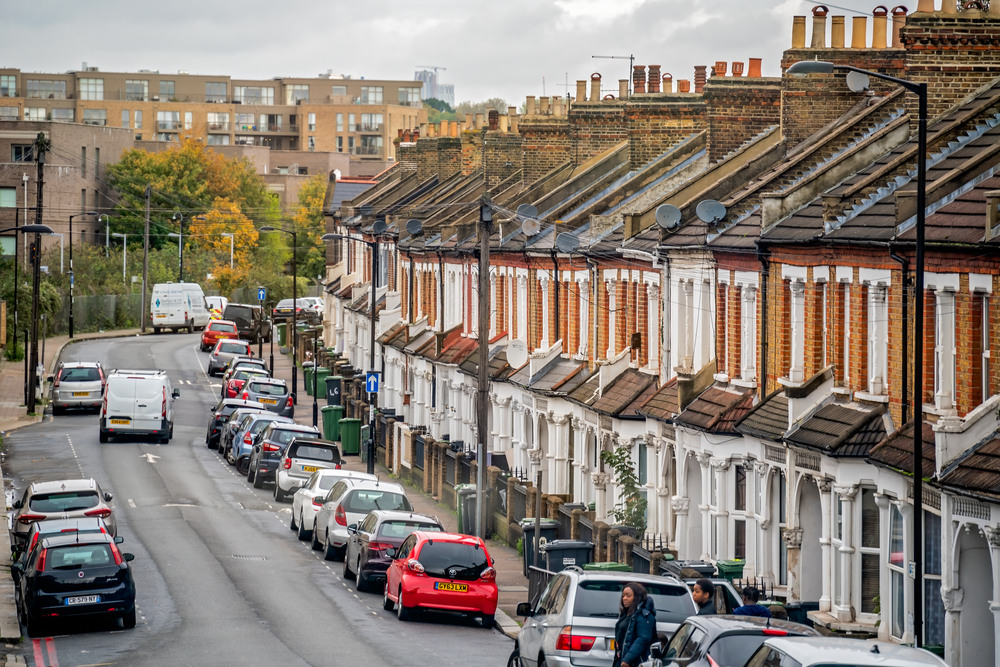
(312, 479), (411, 561)
(745, 637), (947, 667)
(100, 369), (179, 443)
(290, 469), (376, 541)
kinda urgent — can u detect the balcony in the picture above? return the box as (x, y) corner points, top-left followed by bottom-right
(207, 122), (230, 132)
(234, 122), (297, 134)
(350, 145), (383, 158)
(157, 120), (183, 131)
(357, 123), (384, 133)
(83, 119), (107, 127)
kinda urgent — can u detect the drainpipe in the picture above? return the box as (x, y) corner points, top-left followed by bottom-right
(586, 254), (599, 365)
(890, 249), (909, 425)
(408, 252), (415, 323)
(757, 242), (770, 393)
(661, 255), (671, 384)
(437, 251), (445, 332)
(551, 250), (561, 343)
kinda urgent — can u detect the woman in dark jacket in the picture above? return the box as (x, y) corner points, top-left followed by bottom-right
(613, 582), (657, 667)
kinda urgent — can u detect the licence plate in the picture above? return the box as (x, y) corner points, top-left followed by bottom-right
(434, 582), (468, 592)
(302, 465), (320, 472)
(155, 314), (167, 318)
(110, 418), (130, 425)
(72, 392), (90, 397)
(65, 595), (99, 605)
(260, 398), (278, 405)
(608, 639), (615, 651)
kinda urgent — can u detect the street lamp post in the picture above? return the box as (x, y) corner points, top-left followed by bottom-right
(312, 332), (319, 428)
(786, 59), (927, 647)
(111, 233), (127, 284)
(67, 211), (97, 338)
(221, 232), (233, 269)
(322, 232), (379, 475)
(99, 214), (110, 256)
(259, 226), (298, 402)
(172, 213), (185, 282)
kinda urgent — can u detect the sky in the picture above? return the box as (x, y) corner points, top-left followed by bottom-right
(2, 0), (885, 106)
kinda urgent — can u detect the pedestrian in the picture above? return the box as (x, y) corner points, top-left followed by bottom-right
(732, 585), (772, 618)
(692, 578), (716, 615)
(614, 582), (657, 667)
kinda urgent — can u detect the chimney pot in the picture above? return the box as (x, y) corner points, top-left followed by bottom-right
(663, 72), (674, 92)
(647, 65), (661, 92)
(590, 73), (602, 102)
(851, 16), (868, 48)
(747, 59), (762, 78)
(403, 130), (411, 142)
(632, 65), (646, 94)
(715, 61), (728, 77)
(488, 109), (499, 131)
(474, 112), (485, 129)
(811, 6), (828, 48)
(731, 62), (745, 77)
(831, 15), (846, 47)
(553, 96), (563, 116)
(397, 129), (403, 138)
(413, 129), (420, 140)
(499, 115), (508, 133)
(990, 0), (1000, 16)
(892, 6), (907, 47)
(524, 96), (535, 116)
(678, 79), (691, 93)
(792, 16), (807, 48)
(941, 0), (957, 13)
(619, 79), (629, 99)
(576, 80), (587, 102)
(693, 66), (707, 93)
(539, 96), (550, 115)
(465, 113), (474, 130)
(915, 0), (933, 11)
(872, 6), (889, 48)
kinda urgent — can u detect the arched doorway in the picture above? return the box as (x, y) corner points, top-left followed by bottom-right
(684, 453), (702, 560)
(958, 527), (994, 667)
(798, 479), (822, 601)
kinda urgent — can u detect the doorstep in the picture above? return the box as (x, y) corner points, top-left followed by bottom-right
(807, 610), (878, 635)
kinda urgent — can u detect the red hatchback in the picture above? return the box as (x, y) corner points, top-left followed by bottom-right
(201, 320), (239, 351)
(383, 531), (498, 628)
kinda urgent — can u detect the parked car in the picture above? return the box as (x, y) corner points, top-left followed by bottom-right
(513, 569), (697, 667)
(11, 479), (117, 549)
(246, 422), (320, 489)
(683, 578), (744, 614)
(223, 303), (271, 344)
(207, 339), (254, 376)
(344, 510), (443, 593)
(228, 413), (294, 472)
(291, 469), (377, 541)
(743, 636), (948, 667)
(314, 480), (411, 561)
(99, 369), (178, 444)
(272, 298), (321, 325)
(241, 378), (293, 417)
(301, 296), (324, 320)
(205, 398), (267, 449)
(49, 361), (105, 415)
(150, 282), (209, 333)
(13, 532), (136, 636)
(273, 438), (342, 502)
(656, 615), (820, 667)
(13, 517), (114, 568)
(225, 368), (271, 399)
(383, 531), (497, 628)
(200, 319), (240, 351)
(220, 357), (269, 387)
(218, 406), (271, 459)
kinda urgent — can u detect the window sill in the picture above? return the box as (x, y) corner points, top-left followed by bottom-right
(921, 403), (959, 418)
(777, 377), (804, 389)
(730, 378), (758, 389)
(854, 391), (889, 404)
(831, 386), (852, 397)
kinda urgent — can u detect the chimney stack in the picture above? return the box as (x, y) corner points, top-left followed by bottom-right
(892, 6), (907, 47)
(590, 73), (602, 101)
(648, 65), (661, 92)
(633, 65), (646, 93)
(508, 107), (519, 133)
(663, 72), (673, 92)
(619, 79), (629, 99)
(488, 109), (499, 131)
(851, 16), (867, 48)
(915, 0), (933, 11)
(811, 5), (828, 48)
(792, 16), (807, 48)
(832, 15), (845, 47)
(693, 66), (707, 93)
(872, 6), (888, 48)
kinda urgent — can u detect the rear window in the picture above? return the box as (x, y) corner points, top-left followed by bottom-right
(378, 520), (442, 540)
(30, 491), (100, 513)
(318, 475), (344, 491)
(344, 490), (411, 514)
(276, 300), (294, 308)
(45, 544), (113, 570)
(251, 419), (276, 434)
(59, 368), (101, 382)
(226, 306), (253, 320)
(271, 429), (310, 445)
(573, 580), (694, 623)
(250, 382), (287, 396)
(416, 541), (488, 580)
(219, 342), (250, 354)
(708, 635), (776, 667)
(235, 370), (268, 381)
(289, 444), (339, 462)
(210, 322), (237, 333)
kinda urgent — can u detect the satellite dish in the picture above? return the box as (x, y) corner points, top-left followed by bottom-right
(556, 232), (580, 254)
(507, 339), (528, 368)
(846, 70), (870, 93)
(655, 204), (682, 230)
(405, 219), (423, 236)
(360, 204), (374, 216)
(372, 219), (388, 234)
(696, 200), (727, 224)
(521, 218), (541, 237)
(516, 204), (538, 219)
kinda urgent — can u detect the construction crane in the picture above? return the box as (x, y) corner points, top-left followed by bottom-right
(415, 65), (447, 75)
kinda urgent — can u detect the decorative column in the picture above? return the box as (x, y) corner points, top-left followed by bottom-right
(935, 288), (956, 411)
(647, 282), (660, 369)
(671, 495), (690, 555)
(497, 396), (512, 453)
(818, 479), (834, 612)
(984, 524), (1000, 667)
(607, 278), (618, 358)
(894, 499), (915, 645)
(528, 447), (544, 490)
(790, 280), (806, 382)
(834, 484), (858, 622)
(874, 492), (893, 641)
(712, 459), (731, 558)
(698, 452), (712, 561)
(869, 284), (887, 394)
(489, 272), (497, 337)
(782, 527), (805, 602)
(572, 418), (587, 504)
(577, 276), (590, 357)
(551, 414), (570, 494)
(540, 274), (550, 349)
(517, 275), (528, 342)
(592, 472), (610, 522)
(742, 286), (757, 382)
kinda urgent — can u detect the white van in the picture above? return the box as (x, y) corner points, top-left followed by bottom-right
(99, 369), (179, 443)
(150, 283), (210, 333)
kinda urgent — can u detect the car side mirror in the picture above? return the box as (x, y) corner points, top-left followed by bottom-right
(384, 547), (396, 559)
(516, 602), (534, 617)
(347, 524), (357, 534)
(12, 500), (21, 510)
(11, 563), (23, 574)
(650, 642), (663, 659)
(172, 389), (180, 399)
(104, 492), (113, 502)
(47, 375), (54, 384)
(122, 553), (135, 562)
(114, 536), (124, 544)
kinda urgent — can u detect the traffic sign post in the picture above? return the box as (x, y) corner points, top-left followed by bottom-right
(365, 372), (379, 393)
(257, 286), (265, 361)
(366, 372), (379, 470)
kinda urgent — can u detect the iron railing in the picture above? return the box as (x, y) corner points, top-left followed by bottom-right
(528, 566), (555, 606)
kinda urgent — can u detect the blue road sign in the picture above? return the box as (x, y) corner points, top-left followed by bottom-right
(257, 287), (266, 301)
(365, 372), (379, 394)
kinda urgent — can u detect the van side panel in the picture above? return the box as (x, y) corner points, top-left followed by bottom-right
(151, 285), (188, 328)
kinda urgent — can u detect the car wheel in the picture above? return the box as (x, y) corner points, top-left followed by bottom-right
(52, 405), (62, 416)
(237, 457), (250, 476)
(99, 430), (108, 444)
(290, 510), (297, 531)
(121, 606), (137, 629)
(169, 424), (174, 440)
(538, 656), (547, 667)
(506, 646), (521, 667)
(188, 320), (195, 334)
(311, 525), (322, 551)
(481, 613), (495, 629)
(159, 434), (169, 445)
(323, 532), (337, 561)
(343, 556), (355, 580)
(25, 611), (45, 638)
(153, 327), (161, 334)
(274, 484), (285, 503)
(297, 513), (311, 541)
(396, 588), (412, 622)
(252, 468), (264, 489)
(356, 564), (369, 592)
(383, 584), (395, 611)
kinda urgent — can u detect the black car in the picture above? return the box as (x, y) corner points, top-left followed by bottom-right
(272, 298), (321, 325)
(656, 615), (820, 667)
(223, 303), (272, 345)
(247, 422), (320, 489)
(206, 398), (267, 448)
(13, 533), (136, 637)
(344, 510), (442, 592)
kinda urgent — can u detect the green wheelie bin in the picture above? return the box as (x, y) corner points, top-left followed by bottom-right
(339, 418), (362, 455)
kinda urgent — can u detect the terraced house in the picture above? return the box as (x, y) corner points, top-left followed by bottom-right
(321, 4), (1000, 664)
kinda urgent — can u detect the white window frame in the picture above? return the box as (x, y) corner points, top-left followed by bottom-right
(868, 282), (889, 395)
(934, 289), (957, 411)
(79, 78), (104, 101)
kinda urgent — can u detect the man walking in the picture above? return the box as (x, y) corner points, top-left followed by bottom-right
(692, 578), (716, 615)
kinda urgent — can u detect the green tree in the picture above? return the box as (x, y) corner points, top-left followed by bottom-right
(424, 98), (454, 113)
(600, 445), (647, 533)
(454, 98), (510, 118)
(291, 174), (329, 282)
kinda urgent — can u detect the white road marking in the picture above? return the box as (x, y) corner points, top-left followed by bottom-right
(140, 453), (160, 464)
(66, 436), (86, 478)
(127, 499), (136, 508)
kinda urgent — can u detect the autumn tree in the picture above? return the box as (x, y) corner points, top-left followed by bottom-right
(187, 198), (260, 295)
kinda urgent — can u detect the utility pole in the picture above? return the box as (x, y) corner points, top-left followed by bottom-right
(141, 186), (151, 334)
(27, 132), (47, 415)
(475, 192), (492, 540)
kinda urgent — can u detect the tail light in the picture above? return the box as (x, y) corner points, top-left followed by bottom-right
(283, 457), (292, 470)
(286, 394), (294, 408)
(556, 626), (596, 652)
(335, 463), (342, 470)
(37, 548), (47, 572)
(110, 542), (123, 566)
(479, 567), (496, 581)
(214, 349), (219, 356)
(241, 391), (249, 400)
(263, 443), (281, 452)
(184, 311), (189, 322)
(368, 542), (392, 552)
(707, 656), (721, 667)
(335, 505), (347, 526)
(84, 508), (113, 519)
(406, 559), (425, 574)
(28, 532), (40, 552)
(162, 387), (167, 419)
(18, 513), (46, 525)
(243, 433), (253, 445)
(312, 496), (325, 507)
(53, 370), (61, 388)
(102, 395), (108, 418)
(762, 628), (788, 636)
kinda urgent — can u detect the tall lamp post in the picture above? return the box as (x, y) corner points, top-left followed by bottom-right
(111, 233), (127, 284)
(221, 232), (234, 269)
(67, 211), (97, 338)
(322, 232), (379, 475)
(172, 213), (185, 281)
(259, 226), (299, 402)
(99, 214), (110, 256)
(786, 59), (927, 647)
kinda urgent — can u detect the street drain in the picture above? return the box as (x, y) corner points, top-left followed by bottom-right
(232, 555), (267, 561)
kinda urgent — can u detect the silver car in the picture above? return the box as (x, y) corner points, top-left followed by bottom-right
(49, 362), (104, 414)
(514, 569), (696, 667)
(243, 378), (293, 417)
(745, 636), (947, 667)
(208, 339), (253, 376)
(313, 480), (411, 561)
(11, 479), (117, 548)
(273, 438), (342, 502)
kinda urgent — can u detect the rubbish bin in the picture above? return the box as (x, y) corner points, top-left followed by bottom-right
(303, 363), (316, 397)
(277, 323), (287, 347)
(339, 418), (361, 455)
(456, 484), (477, 535)
(783, 601), (819, 627)
(313, 367), (331, 396)
(321, 405), (343, 441)
(582, 562), (631, 572)
(542, 540), (594, 572)
(717, 559), (746, 583)
(520, 518), (560, 577)
(662, 559), (717, 579)
(325, 376), (343, 406)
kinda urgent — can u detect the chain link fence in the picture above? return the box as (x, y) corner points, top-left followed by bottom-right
(47, 294), (143, 335)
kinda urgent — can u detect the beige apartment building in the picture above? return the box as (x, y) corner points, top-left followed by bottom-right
(0, 66), (426, 176)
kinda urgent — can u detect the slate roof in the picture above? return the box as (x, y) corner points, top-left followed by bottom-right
(785, 403), (887, 457)
(507, 358), (589, 395)
(434, 336), (478, 366)
(637, 376), (678, 423)
(736, 388), (789, 442)
(937, 436), (1000, 502)
(567, 373), (602, 407)
(458, 346), (512, 381)
(867, 421), (936, 479)
(620, 381), (659, 420)
(673, 386), (754, 434)
(590, 368), (657, 417)
(328, 179), (376, 213)
(402, 328), (436, 355)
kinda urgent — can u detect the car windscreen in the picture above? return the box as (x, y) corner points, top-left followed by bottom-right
(250, 419), (276, 434)
(276, 300), (294, 308)
(416, 541), (488, 580)
(29, 491), (100, 513)
(219, 342), (250, 354)
(59, 368), (101, 382)
(344, 490), (412, 514)
(271, 429), (309, 445)
(377, 520), (442, 540)
(210, 322), (237, 333)
(573, 580), (694, 623)
(46, 544), (113, 570)
(249, 382), (287, 396)
(707, 634), (776, 667)
(289, 444), (338, 462)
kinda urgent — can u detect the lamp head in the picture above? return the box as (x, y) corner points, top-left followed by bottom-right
(785, 60), (836, 76)
(21, 224), (53, 234)
(320, 233), (344, 241)
(259, 225), (275, 232)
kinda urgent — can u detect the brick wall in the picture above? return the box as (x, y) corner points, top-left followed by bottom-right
(416, 137), (438, 181)
(437, 137), (462, 180)
(956, 274), (983, 417)
(520, 116), (572, 183)
(461, 130), (483, 176)
(627, 96), (707, 169)
(572, 102), (629, 168)
(849, 280), (869, 395)
(483, 130), (523, 189)
(703, 78), (782, 163)
(397, 142), (417, 175)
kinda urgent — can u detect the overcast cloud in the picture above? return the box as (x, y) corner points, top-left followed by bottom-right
(2, 0), (879, 105)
